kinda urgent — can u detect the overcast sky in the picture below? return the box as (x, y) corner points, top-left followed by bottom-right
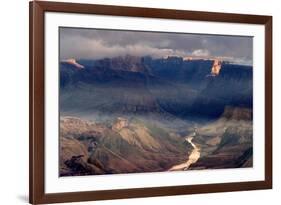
(59, 27), (253, 65)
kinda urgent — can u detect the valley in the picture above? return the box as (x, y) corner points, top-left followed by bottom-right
(59, 55), (253, 176)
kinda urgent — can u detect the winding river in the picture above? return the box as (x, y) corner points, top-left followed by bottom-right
(169, 133), (201, 171)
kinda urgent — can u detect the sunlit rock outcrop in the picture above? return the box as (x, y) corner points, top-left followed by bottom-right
(210, 59), (222, 76)
(62, 58), (85, 69)
(112, 117), (129, 131)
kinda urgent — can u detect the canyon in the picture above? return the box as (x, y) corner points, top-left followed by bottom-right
(59, 55), (253, 176)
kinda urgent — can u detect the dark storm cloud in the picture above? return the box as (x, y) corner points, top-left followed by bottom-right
(59, 27), (253, 65)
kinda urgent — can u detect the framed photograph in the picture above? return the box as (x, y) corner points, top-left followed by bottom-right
(29, 1), (272, 204)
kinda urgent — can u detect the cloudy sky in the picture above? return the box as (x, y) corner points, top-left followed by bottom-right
(59, 27), (253, 65)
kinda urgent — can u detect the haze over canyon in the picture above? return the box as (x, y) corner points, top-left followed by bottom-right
(59, 54), (253, 176)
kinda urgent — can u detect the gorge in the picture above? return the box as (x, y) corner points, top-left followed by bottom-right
(59, 55), (253, 176)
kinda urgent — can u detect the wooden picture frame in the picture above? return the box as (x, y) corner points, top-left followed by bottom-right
(29, 1), (272, 204)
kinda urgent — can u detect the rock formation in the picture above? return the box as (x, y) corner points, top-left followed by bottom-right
(211, 59), (222, 76)
(112, 117), (128, 131)
(61, 58), (85, 69)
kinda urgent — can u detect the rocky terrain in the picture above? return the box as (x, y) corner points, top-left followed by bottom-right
(60, 116), (191, 176)
(60, 55), (252, 120)
(60, 106), (253, 176)
(59, 55), (253, 176)
(189, 106), (253, 169)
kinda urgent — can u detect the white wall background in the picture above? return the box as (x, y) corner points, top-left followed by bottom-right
(0, 0), (279, 204)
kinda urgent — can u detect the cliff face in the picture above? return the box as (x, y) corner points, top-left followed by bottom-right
(60, 117), (104, 138)
(60, 56), (253, 120)
(95, 55), (147, 73)
(189, 105), (253, 170)
(222, 106), (252, 121)
(210, 59), (222, 76)
(61, 58), (85, 69)
(112, 117), (128, 131)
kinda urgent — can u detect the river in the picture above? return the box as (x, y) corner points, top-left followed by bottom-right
(169, 133), (201, 171)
